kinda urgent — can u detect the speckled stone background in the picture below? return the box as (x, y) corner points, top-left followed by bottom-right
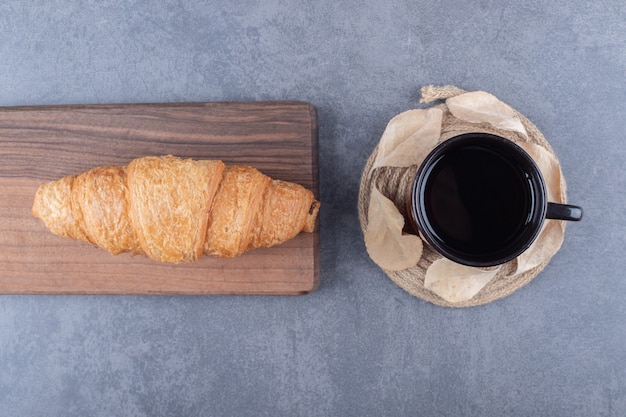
(1, 1), (625, 416)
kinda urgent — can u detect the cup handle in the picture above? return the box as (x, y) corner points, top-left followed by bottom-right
(546, 202), (583, 221)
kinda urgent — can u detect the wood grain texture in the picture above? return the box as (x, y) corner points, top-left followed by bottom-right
(0, 101), (319, 295)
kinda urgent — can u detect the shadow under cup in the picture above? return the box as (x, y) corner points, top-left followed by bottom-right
(407, 133), (583, 267)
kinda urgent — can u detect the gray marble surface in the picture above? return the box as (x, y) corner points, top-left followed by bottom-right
(1, 1), (625, 416)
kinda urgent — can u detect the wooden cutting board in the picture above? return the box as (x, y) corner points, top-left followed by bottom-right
(0, 101), (319, 295)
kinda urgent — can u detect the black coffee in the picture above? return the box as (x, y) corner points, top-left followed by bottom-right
(422, 144), (534, 257)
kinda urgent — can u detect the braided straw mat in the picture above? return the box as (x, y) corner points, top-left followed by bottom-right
(358, 85), (568, 307)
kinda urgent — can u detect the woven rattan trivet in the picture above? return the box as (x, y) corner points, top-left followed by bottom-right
(358, 86), (568, 307)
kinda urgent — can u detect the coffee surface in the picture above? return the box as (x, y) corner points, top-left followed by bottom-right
(423, 145), (533, 257)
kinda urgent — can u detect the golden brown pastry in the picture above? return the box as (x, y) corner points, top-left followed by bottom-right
(32, 155), (320, 263)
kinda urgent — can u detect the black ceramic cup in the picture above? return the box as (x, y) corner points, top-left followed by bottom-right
(407, 132), (583, 267)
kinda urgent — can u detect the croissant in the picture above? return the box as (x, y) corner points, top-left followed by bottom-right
(32, 155), (320, 263)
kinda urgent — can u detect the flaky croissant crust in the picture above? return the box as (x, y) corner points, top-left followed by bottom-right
(32, 155), (319, 263)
